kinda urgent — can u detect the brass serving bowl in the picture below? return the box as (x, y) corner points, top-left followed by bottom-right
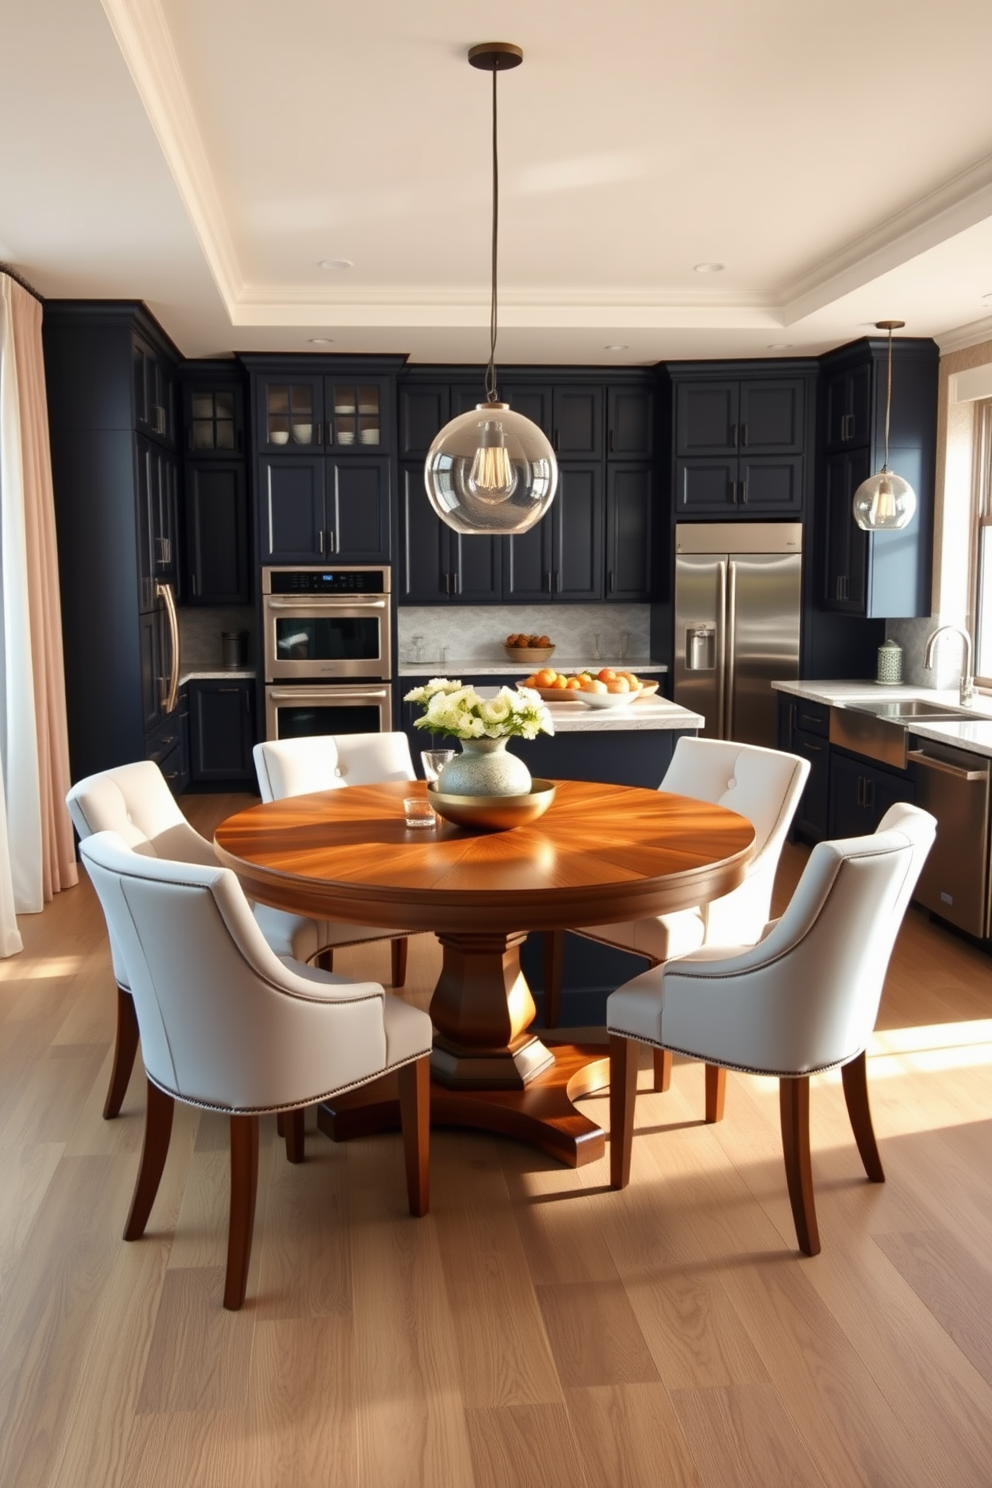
(427, 779), (556, 831)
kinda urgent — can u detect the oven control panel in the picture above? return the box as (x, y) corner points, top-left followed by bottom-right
(264, 566), (390, 596)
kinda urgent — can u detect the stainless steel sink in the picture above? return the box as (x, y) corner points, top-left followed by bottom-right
(829, 699), (985, 768)
(846, 698), (979, 723)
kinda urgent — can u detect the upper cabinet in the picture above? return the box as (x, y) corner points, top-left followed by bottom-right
(245, 356), (403, 564)
(817, 337), (938, 619)
(133, 332), (177, 448)
(671, 368), (810, 517)
(254, 371), (393, 456)
(395, 369), (660, 603)
(181, 364), (249, 604)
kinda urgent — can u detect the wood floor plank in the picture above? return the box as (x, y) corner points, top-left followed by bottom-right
(874, 1227), (992, 1387)
(350, 1135), (477, 1488)
(464, 1402), (588, 1488)
(247, 1317), (358, 1487)
(136, 1266), (256, 1413)
(254, 1113), (352, 1321)
(501, 1143), (621, 1286)
(432, 1132), (565, 1409)
(669, 1383), (828, 1488)
(564, 1382), (703, 1488)
(0, 1154), (137, 1488)
(121, 1408), (260, 1488)
(536, 1278), (660, 1388)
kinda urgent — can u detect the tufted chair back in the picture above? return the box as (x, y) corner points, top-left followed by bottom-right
(253, 732), (415, 802)
(67, 760), (217, 990)
(660, 736), (810, 944)
(79, 830), (409, 1111)
(617, 801), (936, 1075)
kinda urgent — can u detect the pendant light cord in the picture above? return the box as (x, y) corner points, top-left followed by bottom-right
(884, 325), (892, 471)
(485, 63), (500, 405)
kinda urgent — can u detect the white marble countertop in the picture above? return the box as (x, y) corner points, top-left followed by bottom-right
(398, 657), (669, 678)
(772, 678), (992, 759)
(179, 668), (256, 685)
(542, 696), (702, 733)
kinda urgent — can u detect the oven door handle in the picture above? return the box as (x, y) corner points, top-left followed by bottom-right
(266, 686), (391, 700)
(265, 596), (387, 609)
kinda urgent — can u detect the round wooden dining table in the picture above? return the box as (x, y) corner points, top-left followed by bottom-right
(214, 777), (754, 1167)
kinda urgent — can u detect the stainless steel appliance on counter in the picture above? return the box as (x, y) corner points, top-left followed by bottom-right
(673, 522), (802, 748)
(261, 566), (393, 739)
(908, 740), (990, 937)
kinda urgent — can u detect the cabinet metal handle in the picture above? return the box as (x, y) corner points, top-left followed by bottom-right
(553, 429), (560, 451)
(318, 529), (325, 554)
(555, 571), (561, 593)
(316, 421), (323, 446)
(546, 571), (553, 593)
(191, 574), (198, 597)
(741, 423), (748, 447)
(730, 423), (738, 448)
(801, 741), (823, 753)
(155, 581), (180, 714)
(740, 480), (748, 505)
(609, 429), (615, 454)
(907, 749), (987, 781)
(451, 570), (459, 594)
(608, 570), (616, 593)
(218, 687), (239, 693)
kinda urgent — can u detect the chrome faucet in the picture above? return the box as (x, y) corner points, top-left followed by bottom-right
(924, 624), (975, 706)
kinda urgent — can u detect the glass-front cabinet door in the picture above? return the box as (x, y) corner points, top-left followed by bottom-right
(188, 388), (241, 452)
(323, 379), (390, 453)
(256, 376), (324, 453)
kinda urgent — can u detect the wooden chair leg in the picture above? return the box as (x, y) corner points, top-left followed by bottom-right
(543, 929), (565, 1028)
(225, 1114), (260, 1311)
(124, 1079), (174, 1241)
(316, 948), (334, 972)
(283, 1107), (306, 1164)
(609, 1035), (639, 1189)
(779, 1076), (820, 1256)
(103, 985), (140, 1120)
(397, 1055), (430, 1217)
(705, 1063), (727, 1123)
(391, 937), (409, 988)
(653, 1048), (672, 1092)
(276, 1112), (286, 1136)
(841, 1051), (885, 1183)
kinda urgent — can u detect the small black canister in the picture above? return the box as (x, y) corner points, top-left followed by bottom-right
(221, 631), (248, 669)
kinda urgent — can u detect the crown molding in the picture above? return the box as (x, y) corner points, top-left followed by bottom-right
(936, 314), (992, 355)
(100, 0), (243, 309)
(780, 152), (992, 325)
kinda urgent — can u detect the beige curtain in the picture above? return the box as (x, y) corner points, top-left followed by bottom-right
(0, 273), (77, 943)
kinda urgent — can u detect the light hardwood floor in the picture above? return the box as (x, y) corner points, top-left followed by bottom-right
(1, 793), (991, 1487)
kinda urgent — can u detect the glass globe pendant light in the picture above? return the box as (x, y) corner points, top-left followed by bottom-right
(852, 320), (917, 532)
(424, 42), (558, 536)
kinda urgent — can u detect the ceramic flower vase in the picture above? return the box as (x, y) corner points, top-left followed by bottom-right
(437, 737), (532, 797)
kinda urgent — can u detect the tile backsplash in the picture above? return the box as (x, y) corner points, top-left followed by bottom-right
(178, 605), (256, 668)
(397, 604), (652, 666)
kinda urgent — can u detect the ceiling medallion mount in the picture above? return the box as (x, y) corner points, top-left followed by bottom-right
(423, 42), (558, 536)
(852, 320), (917, 532)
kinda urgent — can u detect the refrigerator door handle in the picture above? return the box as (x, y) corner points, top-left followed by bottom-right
(725, 560), (737, 740)
(716, 559), (728, 739)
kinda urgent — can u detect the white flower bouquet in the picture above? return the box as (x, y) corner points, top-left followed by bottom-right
(403, 678), (554, 741)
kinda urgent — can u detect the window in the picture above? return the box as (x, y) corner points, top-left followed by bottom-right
(973, 400), (992, 685)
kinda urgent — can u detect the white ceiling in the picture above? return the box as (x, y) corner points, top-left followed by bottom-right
(3, 0), (992, 364)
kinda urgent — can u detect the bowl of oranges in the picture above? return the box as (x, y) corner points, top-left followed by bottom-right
(505, 633), (554, 663)
(518, 666), (646, 705)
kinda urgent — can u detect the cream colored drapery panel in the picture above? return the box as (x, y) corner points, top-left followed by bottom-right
(0, 273), (77, 956)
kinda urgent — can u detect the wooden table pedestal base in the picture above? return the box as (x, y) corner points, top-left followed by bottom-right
(317, 1043), (611, 1167)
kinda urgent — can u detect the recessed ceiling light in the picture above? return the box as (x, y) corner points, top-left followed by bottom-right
(309, 337), (334, 344)
(318, 258), (353, 270)
(604, 344), (628, 351)
(767, 343), (792, 349)
(694, 262), (725, 274)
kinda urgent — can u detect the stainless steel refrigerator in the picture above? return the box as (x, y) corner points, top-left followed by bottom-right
(674, 523), (802, 747)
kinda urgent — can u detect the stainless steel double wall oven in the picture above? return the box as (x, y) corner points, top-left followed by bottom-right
(262, 566), (393, 738)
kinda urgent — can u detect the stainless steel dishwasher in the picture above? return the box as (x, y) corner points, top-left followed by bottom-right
(908, 741), (990, 936)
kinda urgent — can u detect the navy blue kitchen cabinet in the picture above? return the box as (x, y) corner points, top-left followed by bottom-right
(398, 463), (502, 604)
(818, 337), (938, 619)
(504, 463), (603, 603)
(188, 680), (255, 783)
(44, 301), (184, 785)
(671, 368), (809, 517)
(245, 356), (401, 564)
(828, 750), (916, 838)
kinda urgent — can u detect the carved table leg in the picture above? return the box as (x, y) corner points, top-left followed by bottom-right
(428, 930), (555, 1090)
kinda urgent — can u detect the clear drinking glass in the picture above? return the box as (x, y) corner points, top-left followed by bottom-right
(421, 749), (456, 784)
(404, 796), (436, 828)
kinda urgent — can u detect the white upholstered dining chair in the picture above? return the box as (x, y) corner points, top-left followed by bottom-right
(544, 738), (809, 1090)
(66, 758), (409, 1121)
(606, 801), (936, 1255)
(80, 829), (432, 1310)
(253, 731), (416, 985)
